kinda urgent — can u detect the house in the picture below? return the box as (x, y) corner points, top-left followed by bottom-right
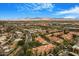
(31, 44), (56, 55)
(61, 32), (73, 41)
(53, 32), (64, 37)
(46, 35), (63, 44)
(35, 36), (48, 44)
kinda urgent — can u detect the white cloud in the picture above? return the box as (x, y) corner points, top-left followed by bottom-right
(33, 3), (54, 11)
(58, 6), (79, 14)
(64, 15), (77, 19)
(16, 3), (54, 12)
(56, 6), (79, 19)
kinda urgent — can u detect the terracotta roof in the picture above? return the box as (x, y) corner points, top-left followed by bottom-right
(67, 31), (79, 36)
(53, 32), (64, 36)
(32, 44), (55, 55)
(61, 33), (73, 41)
(35, 36), (46, 43)
(47, 36), (63, 44)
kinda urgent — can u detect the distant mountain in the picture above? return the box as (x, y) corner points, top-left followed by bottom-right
(0, 18), (79, 21)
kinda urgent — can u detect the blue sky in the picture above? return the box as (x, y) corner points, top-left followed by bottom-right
(0, 3), (79, 20)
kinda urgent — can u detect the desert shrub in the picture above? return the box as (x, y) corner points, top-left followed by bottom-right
(26, 49), (32, 56)
(18, 40), (24, 46)
(28, 41), (42, 48)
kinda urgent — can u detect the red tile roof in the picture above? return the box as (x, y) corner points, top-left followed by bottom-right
(46, 36), (63, 44)
(35, 36), (46, 43)
(61, 33), (73, 41)
(32, 44), (55, 55)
